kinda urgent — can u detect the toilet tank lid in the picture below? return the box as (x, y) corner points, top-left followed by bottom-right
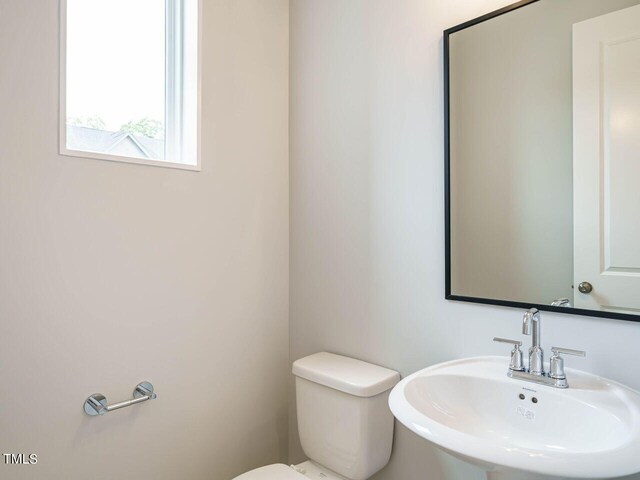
(292, 352), (400, 397)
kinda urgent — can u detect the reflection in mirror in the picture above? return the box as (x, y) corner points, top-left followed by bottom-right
(447, 0), (640, 319)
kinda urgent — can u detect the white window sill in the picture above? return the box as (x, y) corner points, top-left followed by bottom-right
(59, 147), (201, 172)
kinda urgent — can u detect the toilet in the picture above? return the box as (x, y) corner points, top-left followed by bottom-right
(234, 352), (400, 480)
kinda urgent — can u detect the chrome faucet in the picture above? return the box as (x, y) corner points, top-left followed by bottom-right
(493, 309), (586, 388)
(522, 308), (544, 375)
(551, 298), (572, 307)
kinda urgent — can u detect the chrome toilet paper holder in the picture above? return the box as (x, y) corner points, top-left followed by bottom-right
(84, 381), (156, 416)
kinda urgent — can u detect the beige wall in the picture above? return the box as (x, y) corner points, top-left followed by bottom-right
(0, 1), (289, 479)
(289, 1), (640, 479)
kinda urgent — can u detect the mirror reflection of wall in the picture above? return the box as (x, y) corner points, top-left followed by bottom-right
(448, 0), (640, 313)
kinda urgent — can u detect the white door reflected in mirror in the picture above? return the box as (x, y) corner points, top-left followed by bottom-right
(573, 4), (640, 314)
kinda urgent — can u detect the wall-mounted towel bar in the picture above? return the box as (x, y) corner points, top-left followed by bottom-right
(84, 381), (156, 416)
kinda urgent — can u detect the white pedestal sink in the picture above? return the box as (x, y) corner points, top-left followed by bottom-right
(389, 357), (640, 480)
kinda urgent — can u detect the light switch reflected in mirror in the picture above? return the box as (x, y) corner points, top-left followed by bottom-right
(445, 0), (640, 321)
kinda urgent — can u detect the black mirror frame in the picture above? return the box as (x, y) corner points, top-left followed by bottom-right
(443, 0), (640, 323)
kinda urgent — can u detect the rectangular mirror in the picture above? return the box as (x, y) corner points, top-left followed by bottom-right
(445, 0), (640, 321)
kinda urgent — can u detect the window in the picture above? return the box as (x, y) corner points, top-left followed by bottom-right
(60, 0), (200, 170)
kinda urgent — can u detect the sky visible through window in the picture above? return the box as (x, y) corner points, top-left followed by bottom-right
(66, 0), (165, 138)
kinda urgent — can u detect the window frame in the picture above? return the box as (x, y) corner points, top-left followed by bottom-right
(59, 0), (202, 171)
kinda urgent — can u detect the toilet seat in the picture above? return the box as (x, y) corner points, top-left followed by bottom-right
(233, 464), (306, 480)
(233, 461), (347, 480)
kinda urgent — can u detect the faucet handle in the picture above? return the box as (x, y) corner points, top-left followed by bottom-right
(549, 346), (585, 386)
(493, 338), (525, 371)
(493, 337), (522, 347)
(551, 346), (586, 357)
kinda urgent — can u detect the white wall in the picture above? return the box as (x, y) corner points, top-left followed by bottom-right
(0, 1), (289, 479)
(289, 1), (640, 479)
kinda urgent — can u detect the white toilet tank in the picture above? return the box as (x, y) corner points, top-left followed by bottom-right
(292, 353), (400, 480)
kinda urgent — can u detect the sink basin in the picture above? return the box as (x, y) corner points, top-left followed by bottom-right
(388, 356), (640, 480)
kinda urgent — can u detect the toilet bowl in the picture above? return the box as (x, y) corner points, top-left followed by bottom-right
(233, 352), (400, 480)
